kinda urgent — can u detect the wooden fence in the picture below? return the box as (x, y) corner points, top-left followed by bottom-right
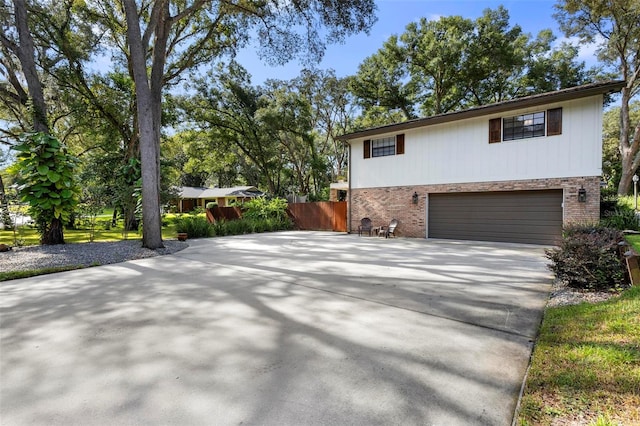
(206, 206), (242, 223)
(205, 202), (348, 232)
(287, 201), (347, 232)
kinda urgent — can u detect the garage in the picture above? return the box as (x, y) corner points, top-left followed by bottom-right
(428, 189), (563, 245)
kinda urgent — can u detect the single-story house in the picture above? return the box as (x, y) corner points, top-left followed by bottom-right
(338, 80), (626, 245)
(174, 186), (264, 212)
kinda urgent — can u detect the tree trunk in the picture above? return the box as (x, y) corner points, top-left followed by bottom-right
(617, 85), (640, 195)
(41, 217), (64, 245)
(123, 0), (163, 249)
(13, 0), (70, 245)
(0, 174), (12, 228)
(123, 201), (138, 231)
(12, 0), (49, 133)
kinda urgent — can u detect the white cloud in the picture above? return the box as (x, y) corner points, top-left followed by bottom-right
(554, 35), (605, 66)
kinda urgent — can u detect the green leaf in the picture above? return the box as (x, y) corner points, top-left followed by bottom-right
(37, 165), (50, 175)
(47, 171), (61, 183)
(60, 189), (72, 199)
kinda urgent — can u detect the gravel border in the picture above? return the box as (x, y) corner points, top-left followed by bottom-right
(0, 240), (188, 273)
(546, 279), (622, 307)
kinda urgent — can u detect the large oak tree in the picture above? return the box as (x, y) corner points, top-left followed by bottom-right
(350, 6), (591, 126)
(113, 0), (376, 248)
(555, 0), (640, 195)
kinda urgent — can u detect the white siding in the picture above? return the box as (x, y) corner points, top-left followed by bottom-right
(350, 96), (604, 189)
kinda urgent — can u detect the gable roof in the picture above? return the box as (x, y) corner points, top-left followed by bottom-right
(338, 80), (626, 141)
(177, 186), (263, 199)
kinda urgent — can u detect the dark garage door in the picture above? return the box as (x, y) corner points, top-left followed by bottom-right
(428, 190), (563, 245)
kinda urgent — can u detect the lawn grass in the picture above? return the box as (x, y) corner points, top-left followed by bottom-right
(0, 219), (179, 246)
(517, 286), (640, 425)
(0, 214), (185, 281)
(0, 265), (87, 282)
(626, 234), (640, 254)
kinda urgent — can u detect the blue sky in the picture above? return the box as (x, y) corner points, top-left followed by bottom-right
(235, 0), (598, 84)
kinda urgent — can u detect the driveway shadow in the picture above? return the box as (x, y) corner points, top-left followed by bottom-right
(0, 231), (552, 425)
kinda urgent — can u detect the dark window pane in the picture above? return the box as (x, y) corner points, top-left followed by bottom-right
(371, 136), (396, 157)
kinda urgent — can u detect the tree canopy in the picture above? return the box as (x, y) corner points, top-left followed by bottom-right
(350, 6), (592, 126)
(1, 0), (377, 248)
(555, 0), (640, 194)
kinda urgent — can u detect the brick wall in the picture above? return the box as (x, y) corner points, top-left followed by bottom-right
(350, 176), (601, 238)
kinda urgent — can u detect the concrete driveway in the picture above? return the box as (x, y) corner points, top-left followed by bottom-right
(1, 231), (552, 425)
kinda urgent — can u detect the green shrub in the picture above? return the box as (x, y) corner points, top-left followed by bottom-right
(211, 216), (293, 237)
(546, 225), (627, 291)
(174, 215), (213, 238)
(206, 202), (217, 209)
(600, 206), (639, 230)
(170, 203), (293, 239)
(600, 189), (619, 218)
(243, 197), (288, 220)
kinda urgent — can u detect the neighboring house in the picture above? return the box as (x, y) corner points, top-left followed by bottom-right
(175, 186), (264, 212)
(338, 80), (626, 245)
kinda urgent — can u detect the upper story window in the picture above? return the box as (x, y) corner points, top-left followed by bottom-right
(372, 136), (396, 157)
(489, 107), (562, 143)
(503, 111), (545, 141)
(364, 134), (405, 158)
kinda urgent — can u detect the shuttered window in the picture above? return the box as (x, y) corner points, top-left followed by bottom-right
(489, 118), (502, 143)
(364, 134), (405, 158)
(547, 107), (562, 136)
(396, 134), (405, 154)
(371, 136), (396, 157)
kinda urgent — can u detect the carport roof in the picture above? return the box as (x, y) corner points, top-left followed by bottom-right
(338, 80), (626, 140)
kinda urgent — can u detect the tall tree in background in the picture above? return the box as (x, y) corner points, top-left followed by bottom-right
(0, 0), (48, 133)
(602, 101), (640, 190)
(182, 63), (288, 195)
(295, 69), (355, 183)
(555, 0), (640, 195)
(348, 35), (416, 124)
(403, 15), (475, 115)
(175, 66), (355, 198)
(351, 6), (590, 126)
(259, 79), (316, 196)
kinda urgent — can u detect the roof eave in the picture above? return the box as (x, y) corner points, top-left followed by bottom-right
(338, 80), (626, 141)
